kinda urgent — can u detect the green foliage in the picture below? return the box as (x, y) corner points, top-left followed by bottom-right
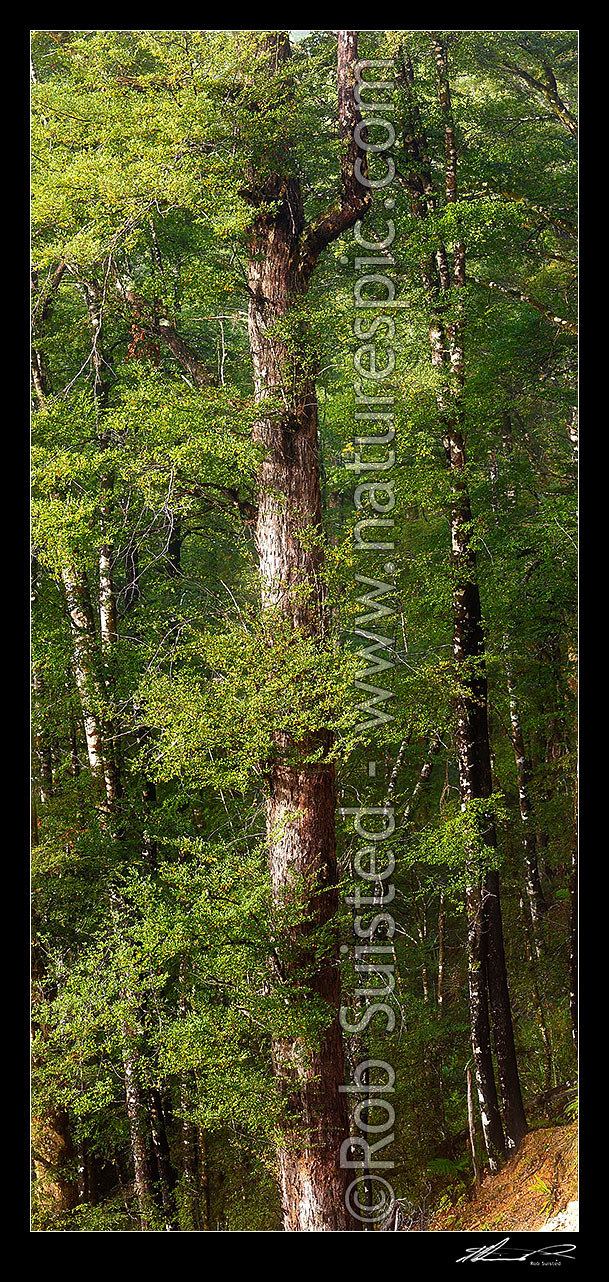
(31, 26), (577, 1231)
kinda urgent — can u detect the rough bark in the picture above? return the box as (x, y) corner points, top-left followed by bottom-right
(483, 870), (527, 1150)
(31, 1107), (79, 1219)
(519, 894), (554, 1091)
(123, 1041), (155, 1230)
(31, 939), (79, 1217)
(118, 282), (213, 389)
(60, 564), (111, 807)
(243, 29), (371, 1231)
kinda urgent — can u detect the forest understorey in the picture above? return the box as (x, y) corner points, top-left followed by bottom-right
(421, 1118), (577, 1233)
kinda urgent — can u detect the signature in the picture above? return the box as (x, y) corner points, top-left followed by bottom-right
(456, 1236), (576, 1263)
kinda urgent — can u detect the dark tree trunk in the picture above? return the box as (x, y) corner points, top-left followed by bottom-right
(483, 870), (527, 1151)
(398, 34), (527, 1161)
(179, 1077), (204, 1230)
(149, 1086), (177, 1230)
(466, 881), (506, 1170)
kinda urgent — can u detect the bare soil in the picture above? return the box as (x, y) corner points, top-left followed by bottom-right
(425, 1120), (578, 1233)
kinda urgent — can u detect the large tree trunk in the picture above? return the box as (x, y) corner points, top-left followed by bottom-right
(31, 930), (79, 1218)
(31, 1106), (79, 1219)
(244, 30), (371, 1231)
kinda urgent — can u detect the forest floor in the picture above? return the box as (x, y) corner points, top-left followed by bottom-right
(423, 1120), (578, 1233)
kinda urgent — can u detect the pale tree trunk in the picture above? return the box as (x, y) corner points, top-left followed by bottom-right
(60, 564), (112, 808)
(85, 277), (178, 1227)
(519, 893), (554, 1091)
(62, 554), (154, 1232)
(466, 880), (506, 1170)
(198, 1129), (211, 1231)
(437, 889), (445, 1019)
(32, 666), (54, 804)
(504, 647), (548, 944)
(122, 1038), (155, 1231)
(490, 416), (548, 943)
(179, 1080), (204, 1230)
(31, 633), (77, 1220)
(177, 966), (206, 1230)
(466, 1065), (481, 1191)
(81, 273), (123, 809)
(33, 277), (157, 1229)
(570, 788), (578, 1052)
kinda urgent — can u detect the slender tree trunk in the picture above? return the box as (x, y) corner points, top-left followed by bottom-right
(123, 1042), (154, 1230)
(483, 870), (527, 1150)
(33, 267), (158, 1230)
(490, 417), (547, 941)
(519, 894), (554, 1091)
(423, 35), (527, 1157)
(466, 1066), (481, 1191)
(32, 667), (54, 804)
(60, 564), (111, 807)
(504, 649), (547, 941)
(198, 1129), (211, 1230)
(569, 793), (578, 1051)
(437, 889), (445, 1019)
(466, 880), (506, 1170)
(149, 1086), (176, 1230)
(179, 1078), (203, 1230)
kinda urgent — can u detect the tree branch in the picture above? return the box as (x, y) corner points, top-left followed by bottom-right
(299, 31), (373, 280)
(469, 275), (577, 335)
